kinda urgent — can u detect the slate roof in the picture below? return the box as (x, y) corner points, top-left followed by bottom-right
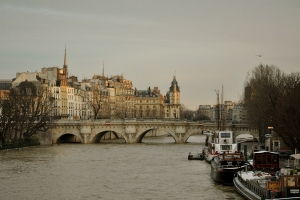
(169, 76), (180, 92)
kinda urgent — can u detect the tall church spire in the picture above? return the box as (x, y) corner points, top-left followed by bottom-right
(64, 45), (68, 68)
(102, 60), (104, 77)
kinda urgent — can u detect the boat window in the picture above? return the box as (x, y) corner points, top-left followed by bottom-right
(224, 155), (233, 159)
(288, 177), (295, 187)
(221, 133), (231, 138)
(255, 154), (264, 164)
(271, 155), (278, 165)
(266, 155), (271, 164)
(221, 145), (232, 150)
(234, 155), (241, 159)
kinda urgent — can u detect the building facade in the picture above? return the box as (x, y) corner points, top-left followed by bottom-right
(10, 48), (181, 120)
(134, 86), (165, 119)
(164, 76), (181, 119)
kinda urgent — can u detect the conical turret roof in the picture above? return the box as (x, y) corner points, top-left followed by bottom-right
(169, 76), (180, 92)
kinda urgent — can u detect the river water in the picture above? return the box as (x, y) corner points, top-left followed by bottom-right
(0, 135), (244, 200)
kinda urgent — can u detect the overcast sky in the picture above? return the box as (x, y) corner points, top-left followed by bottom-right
(1, 0), (299, 110)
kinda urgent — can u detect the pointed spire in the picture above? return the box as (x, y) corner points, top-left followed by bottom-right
(170, 75), (180, 92)
(102, 60), (104, 77)
(64, 45), (68, 68)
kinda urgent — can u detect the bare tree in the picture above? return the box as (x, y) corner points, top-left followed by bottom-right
(180, 104), (188, 119)
(180, 104), (195, 120)
(0, 91), (18, 144)
(101, 98), (111, 119)
(274, 72), (300, 150)
(194, 113), (210, 121)
(0, 81), (54, 145)
(87, 86), (111, 119)
(244, 64), (300, 150)
(89, 88), (102, 119)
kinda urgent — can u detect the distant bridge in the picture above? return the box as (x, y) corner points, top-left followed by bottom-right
(38, 119), (258, 144)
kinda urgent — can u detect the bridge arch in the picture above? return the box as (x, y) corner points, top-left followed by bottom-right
(135, 127), (177, 143)
(90, 126), (128, 143)
(92, 130), (125, 143)
(182, 128), (203, 143)
(56, 133), (82, 143)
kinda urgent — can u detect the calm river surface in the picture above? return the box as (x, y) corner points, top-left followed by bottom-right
(0, 135), (244, 200)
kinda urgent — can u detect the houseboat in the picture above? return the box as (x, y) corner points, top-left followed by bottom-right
(211, 150), (250, 183)
(233, 152), (300, 200)
(203, 131), (239, 163)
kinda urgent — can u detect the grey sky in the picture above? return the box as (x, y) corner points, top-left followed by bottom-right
(1, 0), (299, 110)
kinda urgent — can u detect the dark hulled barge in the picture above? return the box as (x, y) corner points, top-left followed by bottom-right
(211, 151), (250, 183)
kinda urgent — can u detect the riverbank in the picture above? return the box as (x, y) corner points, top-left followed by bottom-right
(0, 143), (40, 151)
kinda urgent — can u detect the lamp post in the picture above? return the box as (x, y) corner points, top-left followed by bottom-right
(265, 126), (274, 151)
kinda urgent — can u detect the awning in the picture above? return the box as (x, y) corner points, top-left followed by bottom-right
(290, 154), (300, 159)
(235, 134), (254, 143)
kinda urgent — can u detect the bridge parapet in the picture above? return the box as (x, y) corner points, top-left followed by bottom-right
(40, 119), (257, 145)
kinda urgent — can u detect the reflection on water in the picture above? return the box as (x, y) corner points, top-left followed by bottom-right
(0, 135), (244, 200)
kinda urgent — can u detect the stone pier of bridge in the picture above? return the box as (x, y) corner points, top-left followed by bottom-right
(37, 119), (258, 145)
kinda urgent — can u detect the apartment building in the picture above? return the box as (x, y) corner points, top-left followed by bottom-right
(134, 86), (165, 119)
(9, 48), (181, 120)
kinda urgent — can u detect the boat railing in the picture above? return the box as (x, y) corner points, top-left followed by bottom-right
(220, 161), (240, 167)
(254, 163), (279, 169)
(237, 173), (270, 199)
(282, 160), (300, 170)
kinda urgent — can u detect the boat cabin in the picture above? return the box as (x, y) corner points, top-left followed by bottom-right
(274, 175), (300, 198)
(222, 152), (244, 162)
(215, 131), (238, 153)
(253, 151), (280, 174)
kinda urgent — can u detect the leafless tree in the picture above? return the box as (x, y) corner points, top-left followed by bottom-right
(180, 104), (195, 120)
(180, 104), (188, 119)
(0, 82), (54, 145)
(0, 91), (17, 144)
(87, 86), (110, 119)
(89, 88), (102, 119)
(274, 72), (300, 150)
(194, 113), (210, 121)
(244, 64), (300, 150)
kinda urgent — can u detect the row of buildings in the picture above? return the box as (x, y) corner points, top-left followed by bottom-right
(0, 48), (247, 122)
(196, 101), (247, 123)
(1, 48), (181, 120)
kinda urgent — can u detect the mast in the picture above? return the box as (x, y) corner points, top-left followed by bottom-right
(221, 85), (225, 131)
(215, 89), (220, 131)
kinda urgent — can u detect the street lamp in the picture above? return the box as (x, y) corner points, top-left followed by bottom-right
(265, 126), (274, 151)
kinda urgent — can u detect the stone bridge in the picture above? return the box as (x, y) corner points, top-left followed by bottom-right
(38, 119), (258, 145)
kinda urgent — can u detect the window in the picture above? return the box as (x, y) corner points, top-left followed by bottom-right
(273, 141), (279, 151)
(221, 145), (232, 151)
(221, 133), (231, 138)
